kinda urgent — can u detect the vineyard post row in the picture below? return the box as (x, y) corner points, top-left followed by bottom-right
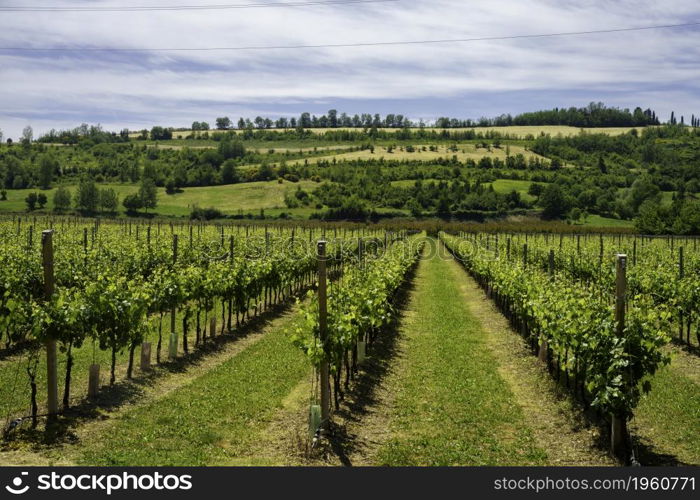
(317, 240), (330, 432)
(16, 221), (396, 425)
(41, 230), (58, 420)
(521, 235), (629, 423)
(169, 234), (178, 360)
(612, 253), (627, 456)
(443, 234), (668, 456)
(459, 232), (700, 345)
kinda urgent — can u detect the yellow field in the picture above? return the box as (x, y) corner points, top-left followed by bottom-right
(453, 125), (644, 138)
(303, 125), (644, 137)
(288, 143), (547, 165)
(130, 125), (645, 140)
(146, 144), (356, 153)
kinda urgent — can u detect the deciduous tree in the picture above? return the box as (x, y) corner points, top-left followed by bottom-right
(53, 186), (71, 211)
(215, 117), (232, 130)
(75, 177), (99, 213)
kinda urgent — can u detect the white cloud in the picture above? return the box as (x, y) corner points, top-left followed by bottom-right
(0, 0), (699, 138)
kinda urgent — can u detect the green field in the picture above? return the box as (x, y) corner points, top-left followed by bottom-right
(0, 179), (647, 227)
(0, 180), (320, 217)
(580, 214), (635, 228)
(484, 179), (537, 202)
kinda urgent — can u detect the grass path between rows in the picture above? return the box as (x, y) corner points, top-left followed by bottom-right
(43, 302), (311, 466)
(295, 238), (613, 466)
(632, 344), (700, 465)
(444, 250), (615, 466)
(373, 239), (548, 465)
(440, 240), (699, 466)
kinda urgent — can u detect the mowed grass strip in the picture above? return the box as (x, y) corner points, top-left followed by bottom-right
(633, 362), (700, 465)
(377, 240), (546, 465)
(79, 315), (310, 466)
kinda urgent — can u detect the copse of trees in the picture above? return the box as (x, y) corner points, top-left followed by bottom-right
(150, 126), (173, 141)
(191, 121), (210, 131)
(215, 117), (232, 130)
(100, 188), (119, 213)
(310, 176), (531, 218)
(123, 177), (158, 214)
(37, 124), (130, 145)
(21, 126), (33, 145)
(75, 177), (100, 213)
(25, 192), (47, 211)
(72, 177), (122, 214)
(53, 186), (71, 211)
(635, 195), (700, 234)
(513, 103), (660, 127)
(435, 103), (660, 128)
(38, 154), (58, 189)
(218, 137), (246, 160)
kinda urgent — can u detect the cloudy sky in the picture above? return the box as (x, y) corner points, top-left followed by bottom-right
(0, 0), (699, 139)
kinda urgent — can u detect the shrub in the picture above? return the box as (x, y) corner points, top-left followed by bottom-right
(190, 206), (224, 220)
(165, 178), (177, 194)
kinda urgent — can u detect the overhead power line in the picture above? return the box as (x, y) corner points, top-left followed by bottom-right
(0, 0), (398, 12)
(1, 21), (698, 52)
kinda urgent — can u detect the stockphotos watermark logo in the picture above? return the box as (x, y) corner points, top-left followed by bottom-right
(5, 472), (29, 495)
(3, 471), (192, 496)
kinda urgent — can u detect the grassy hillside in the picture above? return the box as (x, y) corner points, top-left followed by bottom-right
(0, 180), (320, 217)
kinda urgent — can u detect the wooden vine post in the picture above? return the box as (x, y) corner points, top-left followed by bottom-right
(317, 240), (330, 432)
(537, 248), (555, 363)
(42, 230), (59, 420)
(612, 253), (627, 456)
(679, 247), (684, 341)
(169, 234), (179, 360)
(140, 342), (151, 372)
(88, 364), (100, 398)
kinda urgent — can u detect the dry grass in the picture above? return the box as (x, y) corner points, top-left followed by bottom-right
(666, 344), (700, 386)
(132, 126), (645, 140)
(289, 144), (545, 165)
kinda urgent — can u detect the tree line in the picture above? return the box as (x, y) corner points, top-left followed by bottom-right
(211, 103), (666, 131)
(30, 102), (700, 147)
